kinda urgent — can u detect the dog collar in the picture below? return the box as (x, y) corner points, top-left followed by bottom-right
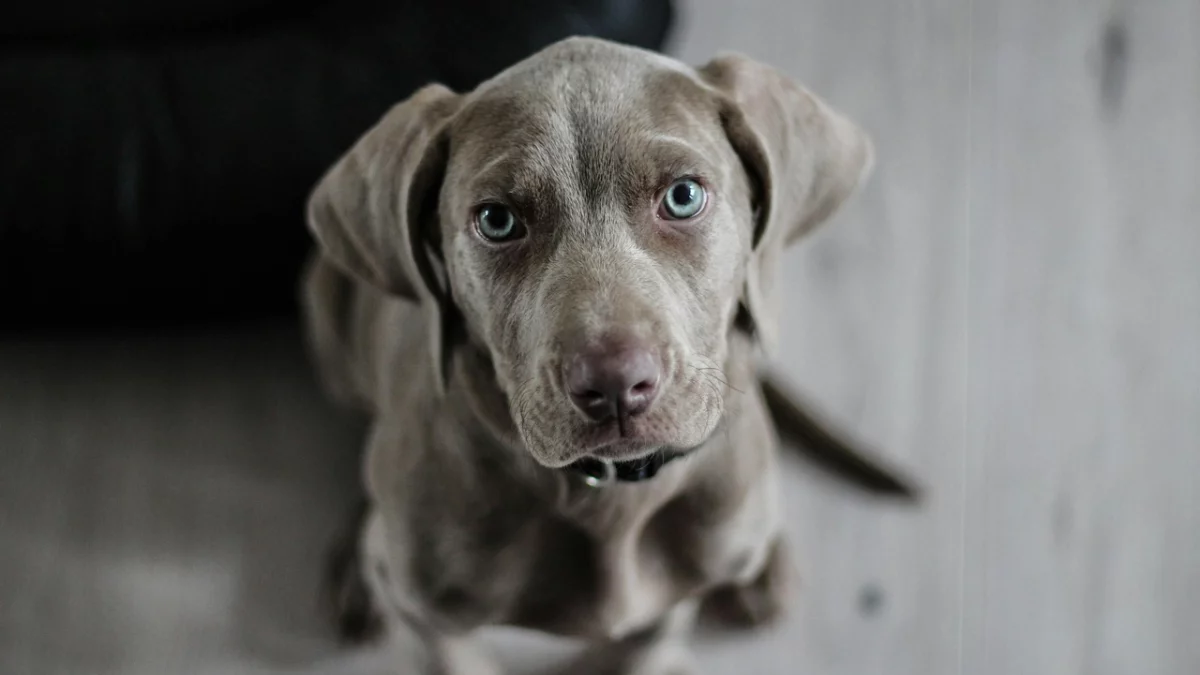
(568, 450), (690, 487)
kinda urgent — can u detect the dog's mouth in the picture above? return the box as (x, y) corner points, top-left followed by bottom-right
(574, 414), (669, 454)
(552, 394), (724, 484)
(509, 362), (726, 476)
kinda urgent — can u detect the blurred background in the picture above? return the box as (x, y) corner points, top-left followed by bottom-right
(1, 1), (1197, 674)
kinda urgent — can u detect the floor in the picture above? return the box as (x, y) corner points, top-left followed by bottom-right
(2, 1), (1198, 674)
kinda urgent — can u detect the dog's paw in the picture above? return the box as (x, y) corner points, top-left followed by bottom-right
(700, 538), (794, 631)
(321, 499), (385, 644)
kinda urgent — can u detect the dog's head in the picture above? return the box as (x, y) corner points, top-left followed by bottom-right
(307, 38), (872, 468)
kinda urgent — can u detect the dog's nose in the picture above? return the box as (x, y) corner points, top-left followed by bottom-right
(564, 340), (661, 422)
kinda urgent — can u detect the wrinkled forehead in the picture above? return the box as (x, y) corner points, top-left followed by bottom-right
(444, 50), (730, 208)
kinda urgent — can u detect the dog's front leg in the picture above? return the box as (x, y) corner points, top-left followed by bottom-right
(559, 600), (700, 675)
(358, 509), (500, 675)
(700, 534), (794, 630)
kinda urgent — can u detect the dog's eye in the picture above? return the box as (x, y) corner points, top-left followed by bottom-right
(658, 178), (707, 220)
(474, 203), (525, 243)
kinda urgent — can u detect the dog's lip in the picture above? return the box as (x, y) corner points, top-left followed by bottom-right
(574, 424), (709, 464)
(574, 419), (662, 459)
(530, 402), (724, 468)
(533, 417), (719, 470)
(587, 438), (661, 461)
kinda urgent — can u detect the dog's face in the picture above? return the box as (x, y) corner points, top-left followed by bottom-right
(307, 38), (873, 469)
(439, 51), (751, 466)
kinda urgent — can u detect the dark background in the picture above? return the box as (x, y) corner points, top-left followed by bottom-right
(0, 0), (673, 330)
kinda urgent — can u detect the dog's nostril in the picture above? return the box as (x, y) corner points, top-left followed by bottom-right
(631, 379), (656, 395)
(564, 339), (663, 422)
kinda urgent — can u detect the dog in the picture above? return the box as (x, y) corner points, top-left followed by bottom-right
(301, 36), (893, 674)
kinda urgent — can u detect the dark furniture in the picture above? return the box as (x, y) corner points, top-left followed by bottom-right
(1, 0), (674, 330)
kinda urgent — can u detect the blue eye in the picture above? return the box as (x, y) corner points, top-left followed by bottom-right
(659, 178), (707, 219)
(475, 203), (525, 242)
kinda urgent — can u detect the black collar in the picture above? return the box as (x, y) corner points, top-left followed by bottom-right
(568, 449), (692, 486)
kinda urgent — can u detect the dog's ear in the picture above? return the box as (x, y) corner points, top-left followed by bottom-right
(307, 84), (462, 393)
(699, 54), (874, 353)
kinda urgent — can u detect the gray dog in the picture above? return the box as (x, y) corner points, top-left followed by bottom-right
(302, 36), (893, 675)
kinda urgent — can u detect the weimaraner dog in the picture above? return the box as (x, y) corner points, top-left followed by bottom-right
(301, 36), (915, 675)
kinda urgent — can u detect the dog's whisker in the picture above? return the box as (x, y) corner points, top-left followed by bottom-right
(687, 356), (743, 395)
(694, 366), (738, 397)
(694, 376), (722, 439)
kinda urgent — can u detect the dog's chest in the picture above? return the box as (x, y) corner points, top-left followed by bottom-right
(408, 472), (776, 640)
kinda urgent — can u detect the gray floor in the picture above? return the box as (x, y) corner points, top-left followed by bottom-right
(3, 1), (1198, 674)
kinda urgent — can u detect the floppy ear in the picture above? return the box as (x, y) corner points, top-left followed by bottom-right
(306, 84), (462, 393)
(699, 54), (874, 354)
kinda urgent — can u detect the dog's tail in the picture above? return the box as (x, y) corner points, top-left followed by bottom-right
(760, 370), (922, 502)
